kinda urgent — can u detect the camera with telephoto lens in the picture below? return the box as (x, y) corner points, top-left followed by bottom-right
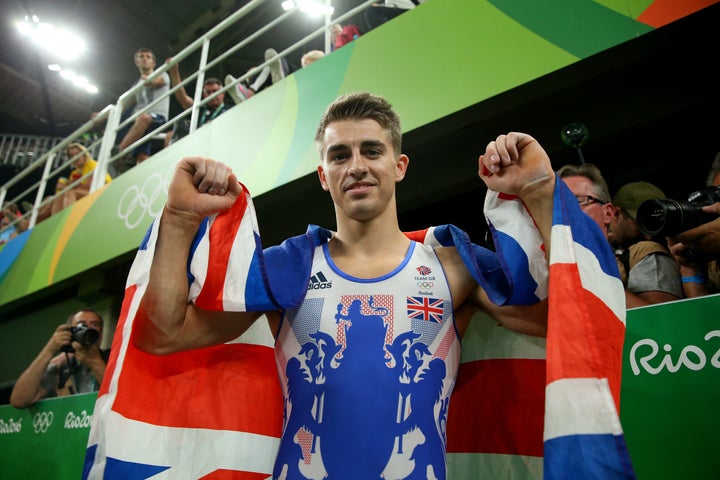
(636, 186), (720, 237)
(60, 322), (100, 353)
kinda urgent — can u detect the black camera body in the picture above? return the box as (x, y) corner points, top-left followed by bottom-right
(60, 322), (100, 353)
(636, 186), (720, 237)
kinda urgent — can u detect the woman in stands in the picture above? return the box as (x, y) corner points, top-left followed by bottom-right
(35, 143), (112, 222)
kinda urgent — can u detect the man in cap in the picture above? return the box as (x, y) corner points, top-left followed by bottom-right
(608, 181), (682, 306)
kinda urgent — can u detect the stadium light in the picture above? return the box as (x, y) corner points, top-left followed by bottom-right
(281, 0), (334, 16)
(16, 15), (98, 94)
(281, 0), (335, 53)
(16, 16), (86, 60)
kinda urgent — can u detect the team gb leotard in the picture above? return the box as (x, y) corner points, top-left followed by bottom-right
(273, 240), (461, 480)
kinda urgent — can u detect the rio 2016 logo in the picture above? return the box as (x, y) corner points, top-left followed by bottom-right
(629, 330), (720, 375)
(64, 410), (93, 429)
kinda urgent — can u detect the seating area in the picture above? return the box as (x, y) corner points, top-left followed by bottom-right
(0, 0), (379, 234)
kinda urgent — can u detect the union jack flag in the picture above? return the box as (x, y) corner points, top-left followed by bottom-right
(86, 176), (634, 479)
(406, 296), (444, 322)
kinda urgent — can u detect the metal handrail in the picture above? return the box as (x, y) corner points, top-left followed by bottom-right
(0, 0), (381, 239)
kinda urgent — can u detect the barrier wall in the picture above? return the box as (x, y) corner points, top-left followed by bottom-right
(0, 392), (94, 479)
(2, 294), (718, 479)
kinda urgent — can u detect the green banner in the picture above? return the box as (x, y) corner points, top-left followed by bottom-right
(621, 293), (720, 479)
(0, 393), (95, 479)
(2, 295), (718, 479)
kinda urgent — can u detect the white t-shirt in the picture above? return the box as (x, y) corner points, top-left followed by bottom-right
(383, 0), (424, 9)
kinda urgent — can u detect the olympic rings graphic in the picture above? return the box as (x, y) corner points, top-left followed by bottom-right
(117, 171), (171, 229)
(33, 411), (54, 434)
(417, 281), (434, 288)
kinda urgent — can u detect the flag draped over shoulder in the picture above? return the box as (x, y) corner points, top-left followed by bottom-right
(84, 177), (635, 479)
(83, 185), (287, 480)
(543, 177), (634, 479)
(441, 179), (635, 479)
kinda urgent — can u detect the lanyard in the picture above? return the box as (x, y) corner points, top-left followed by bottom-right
(200, 104), (225, 125)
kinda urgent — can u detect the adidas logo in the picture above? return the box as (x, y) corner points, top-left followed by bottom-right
(308, 271), (332, 290)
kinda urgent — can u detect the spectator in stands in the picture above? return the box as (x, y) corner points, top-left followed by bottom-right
(0, 203), (28, 244)
(557, 164), (682, 307)
(224, 48), (288, 105)
(301, 49), (325, 68)
(666, 152), (720, 297)
(365, 0), (424, 30)
(330, 23), (362, 50)
(10, 308), (110, 408)
(164, 57), (229, 147)
(117, 47), (170, 163)
(34, 143), (112, 222)
(379, 0), (424, 8)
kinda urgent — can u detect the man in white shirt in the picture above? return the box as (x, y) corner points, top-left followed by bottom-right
(117, 47), (170, 163)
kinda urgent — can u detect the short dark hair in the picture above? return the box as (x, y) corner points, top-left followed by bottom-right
(315, 91), (402, 157)
(134, 47), (155, 61)
(204, 77), (221, 87)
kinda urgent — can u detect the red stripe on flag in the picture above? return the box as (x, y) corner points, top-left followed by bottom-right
(447, 358), (545, 456)
(196, 187), (251, 311)
(113, 327), (283, 436)
(98, 284), (138, 396)
(547, 263), (625, 409)
(200, 470), (272, 480)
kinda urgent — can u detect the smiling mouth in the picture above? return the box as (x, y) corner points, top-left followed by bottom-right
(345, 183), (374, 192)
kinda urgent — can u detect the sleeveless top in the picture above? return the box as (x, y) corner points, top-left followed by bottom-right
(274, 240), (461, 480)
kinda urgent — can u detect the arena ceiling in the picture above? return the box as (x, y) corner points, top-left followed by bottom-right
(0, 0), (363, 137)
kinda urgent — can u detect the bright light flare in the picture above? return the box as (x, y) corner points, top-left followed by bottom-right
(15, 16), (86, 60)
(281, 0), (333, 16)
(59, 69), (76, 80)
(16, 15), (98, 94)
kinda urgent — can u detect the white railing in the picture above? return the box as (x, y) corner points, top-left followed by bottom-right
(0, 0), (380, 240)
(0, 134), (68, 168)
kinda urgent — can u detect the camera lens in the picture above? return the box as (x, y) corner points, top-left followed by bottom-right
(636, 199), (676, 236)
(79, 327), (100, 346)
(636, 198), (709, 237)
(71, 323), (100, 346)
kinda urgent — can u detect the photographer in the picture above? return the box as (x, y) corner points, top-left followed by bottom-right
(608, 181), (683, 307)
(9, 309), (109, 409)
(557, 166), (682, 308)
(666, 156), (720, 298)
